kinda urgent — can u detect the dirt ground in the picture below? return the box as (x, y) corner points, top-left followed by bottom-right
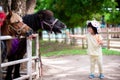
(38, 55), (120, 80)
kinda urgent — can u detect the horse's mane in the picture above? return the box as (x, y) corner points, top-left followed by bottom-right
(1, 20), (12, 55)
(22, 10), (54, 32)
(1, 20), (10, 35)
(22, 13), (40, 32)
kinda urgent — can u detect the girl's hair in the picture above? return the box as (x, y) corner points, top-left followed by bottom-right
(87, 22), (98, 34)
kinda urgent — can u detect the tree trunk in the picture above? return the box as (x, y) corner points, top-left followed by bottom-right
(0, 0), (36, 16)
(11, 0), (26, 16)
(26, 0), (36, 14)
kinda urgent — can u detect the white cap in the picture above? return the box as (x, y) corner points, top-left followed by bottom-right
(87, 19), (101, 29)
(0, 6), (3, 12)
(86, 19), (101, 32)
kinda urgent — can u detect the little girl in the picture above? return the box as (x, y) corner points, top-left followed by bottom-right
(66, 20), (104, 79)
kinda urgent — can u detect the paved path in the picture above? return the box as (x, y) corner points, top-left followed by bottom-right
(39, 55), (120, 80)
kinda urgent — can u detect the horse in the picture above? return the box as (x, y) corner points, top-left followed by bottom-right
(1, 10), (33, 63)
(5, 10), (66, 80)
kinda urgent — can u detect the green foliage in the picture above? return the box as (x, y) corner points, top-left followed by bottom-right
(49, 0), (105, 27)
(105, 11), (120, 24)
(36, 0), (119, 28)
(102, 0), (120, 24)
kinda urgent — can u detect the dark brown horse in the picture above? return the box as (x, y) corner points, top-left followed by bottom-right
(1, 10), (33, 62)
(5, 10), (66, 80)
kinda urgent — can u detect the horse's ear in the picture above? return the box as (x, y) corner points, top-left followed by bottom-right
(7, 6), (12, 16)
(37, 10), (54, 19)
(9, 11), (12, 17)
(45, 10), (54, 17)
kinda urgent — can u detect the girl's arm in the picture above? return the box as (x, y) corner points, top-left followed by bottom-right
(95, 34), (103, 45)
(66, 31), (86, 39)
(98, 35), (103, 45)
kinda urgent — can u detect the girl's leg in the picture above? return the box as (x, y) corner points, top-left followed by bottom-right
(90, 56), (96, 74)
(89, 56), (96, 78)
(97, 55), (103, 74)
(97, 55), (104, 79)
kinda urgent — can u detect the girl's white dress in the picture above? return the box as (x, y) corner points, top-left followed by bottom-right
(86, 33), (103, 74)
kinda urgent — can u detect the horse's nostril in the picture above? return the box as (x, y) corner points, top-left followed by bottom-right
(26, 29), (33, 36)
(30, 29), (33, 34)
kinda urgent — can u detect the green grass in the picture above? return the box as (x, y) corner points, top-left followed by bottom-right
(38, 41), (120, 57)
(102, 48), (120, 55)
(42, 49), (87, 57)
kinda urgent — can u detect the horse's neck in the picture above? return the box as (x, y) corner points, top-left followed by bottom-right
(1, 23), (13, 53)
(6, 40), (12, 54)
(1, 23), (10, 36)
(1, 34), (12, 54)
(23, 14), (41, 32)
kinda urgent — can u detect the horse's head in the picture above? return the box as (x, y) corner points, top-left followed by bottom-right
(1, 11), (33, 37)
(37, 10), (66, 34)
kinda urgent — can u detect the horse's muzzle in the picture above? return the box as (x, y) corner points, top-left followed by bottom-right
(26, 29), (33, 37)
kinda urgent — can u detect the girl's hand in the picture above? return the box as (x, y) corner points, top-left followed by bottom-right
(94, 35), (103, 45)
(98, 40), (103, 45)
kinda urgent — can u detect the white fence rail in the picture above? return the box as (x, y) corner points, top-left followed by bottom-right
(0, 34), (40, 80)
(100, 29), (120, 49)
(42, 27), (120, 50)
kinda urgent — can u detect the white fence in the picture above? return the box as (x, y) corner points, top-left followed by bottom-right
(0, 34), (40, 80)
(100, 28), (120, 49)
(42, 27), (120, 50)
(71, 27), (120, 50)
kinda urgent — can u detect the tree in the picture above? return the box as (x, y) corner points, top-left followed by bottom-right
(36, 0), (118, 28)
(104, 0), (120, 25)
(0, 0), (36, 16)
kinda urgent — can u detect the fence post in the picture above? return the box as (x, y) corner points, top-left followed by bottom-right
(81, 28), (85, 49)
(27, 38), (32, 80)
(35, 34), (40, 79)
(107, 28), (110, 49)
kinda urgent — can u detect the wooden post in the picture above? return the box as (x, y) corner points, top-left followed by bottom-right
(107, 28), (110, 49)
(65, 29), (70, 44)
(48, 33), (51, 42)
(81, 27), (85, 49)
(35, 34), (40, 79)
(27, 38), (32, 80)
